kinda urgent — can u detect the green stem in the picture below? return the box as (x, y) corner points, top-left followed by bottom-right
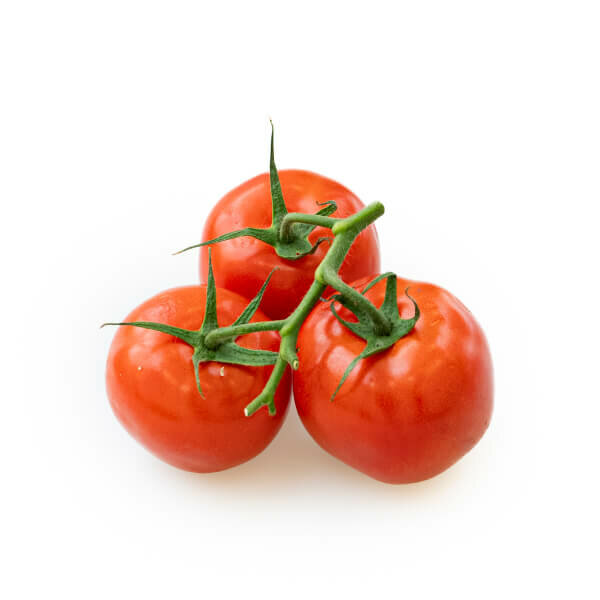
(331, 201), (384, 235)
(244, 356), (288, 416)
(203, 319), (286, 349)
(279, 280), (327, 364)
(279, 213), (338, 242)
(244, 203), (387, 415)
(243, 281), (326, 417)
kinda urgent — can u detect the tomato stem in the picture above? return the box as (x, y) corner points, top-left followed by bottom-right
(203, 319), (287, 349)
(241, 202), (389, 416)
(244, 356), (288, 416)
(279, 212), (338, 242)
(332, 201), (384, 235)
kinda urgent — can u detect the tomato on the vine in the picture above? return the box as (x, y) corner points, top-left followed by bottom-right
(104, 123), (494, 483)
(106, 285), (291, 472)
(293, 275), (493, 484)
(199, 170), (380, 319)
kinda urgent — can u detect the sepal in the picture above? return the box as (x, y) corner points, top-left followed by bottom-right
(174, 123), (337, 260)
(329, 273), (420, 400)
(103, 251), (279, 398)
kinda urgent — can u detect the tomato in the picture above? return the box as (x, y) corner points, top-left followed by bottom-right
(199, 170), (381, 319)
(106, 285), (291, 472)
(293, 275), (493, 483)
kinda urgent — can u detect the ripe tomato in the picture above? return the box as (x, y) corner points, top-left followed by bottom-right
(199, 170), (381, 319)
(106, 285), (291, 472)
(293, 275), (493, 483)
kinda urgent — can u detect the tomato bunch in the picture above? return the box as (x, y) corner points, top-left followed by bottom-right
(105, 125), (493, 483)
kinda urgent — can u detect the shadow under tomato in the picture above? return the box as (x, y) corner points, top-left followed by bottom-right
(152, 398), (470, 499)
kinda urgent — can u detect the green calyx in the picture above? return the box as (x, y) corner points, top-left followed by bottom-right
(102, 250), (280, 404)
(328, 273), (420, 401)
(174, 121), (337, 260)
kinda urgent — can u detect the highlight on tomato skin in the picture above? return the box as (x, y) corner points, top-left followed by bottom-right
(199, 169), (381, 320)
(105, 285), (291, 473)
(292, 275), (493, 484)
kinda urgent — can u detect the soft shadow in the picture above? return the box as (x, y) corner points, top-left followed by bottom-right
(154, 401), (471, 501)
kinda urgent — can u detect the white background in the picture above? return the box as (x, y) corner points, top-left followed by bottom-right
(1, 1), (598, 598)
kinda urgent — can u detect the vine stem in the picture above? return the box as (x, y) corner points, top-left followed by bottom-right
(279, 212), (338, 242)
(244, 355), (289, 416)
(227, 201), (387, 416)
(204, 320), (286, 349)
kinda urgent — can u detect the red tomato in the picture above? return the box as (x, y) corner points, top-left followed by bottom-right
(106, 285), (291, 472)
(293, 275), (493, 483)
(199, 170), (381, 319)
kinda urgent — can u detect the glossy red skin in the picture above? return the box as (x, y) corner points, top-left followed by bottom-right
(106, 285), (291, 473)
(200, 170), (381, 319)
(293, 275), (493, 484)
